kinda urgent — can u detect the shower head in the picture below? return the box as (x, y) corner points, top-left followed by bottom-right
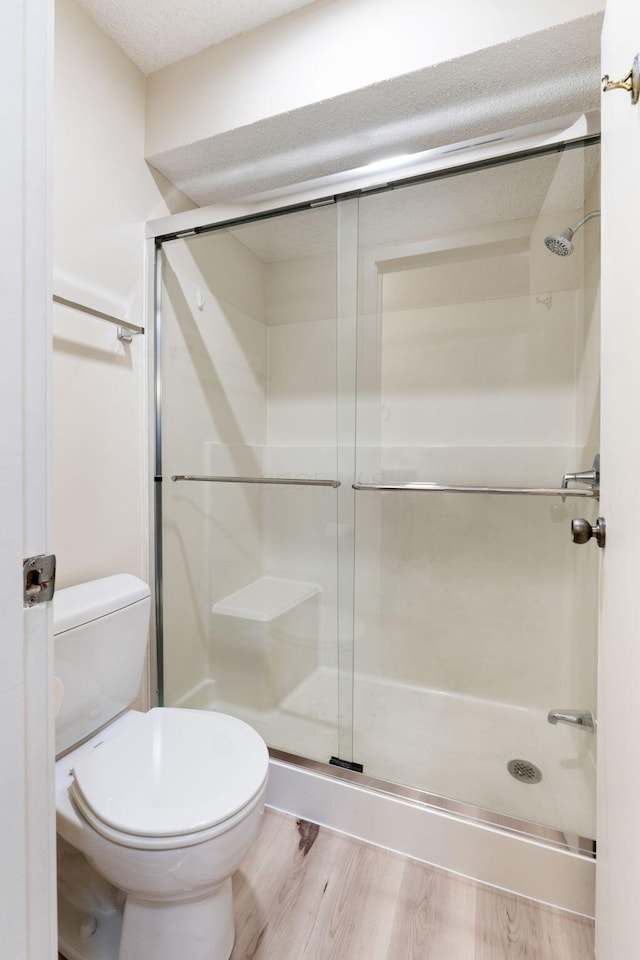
(544, 209), (601, 257)
(544, 228), (574, 257)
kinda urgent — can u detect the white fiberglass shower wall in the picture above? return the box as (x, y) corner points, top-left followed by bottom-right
(157, 139), (600, 848)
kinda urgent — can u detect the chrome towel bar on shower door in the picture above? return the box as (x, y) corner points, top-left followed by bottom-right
(352, 482), (597, 498)
(171, 474), (341, 488)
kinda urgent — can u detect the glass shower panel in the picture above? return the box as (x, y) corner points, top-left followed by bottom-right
(160, 205), (348, 763)
(353, 144), (600, 841)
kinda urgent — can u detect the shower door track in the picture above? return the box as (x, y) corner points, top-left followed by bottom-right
(150, 124), (601, 868)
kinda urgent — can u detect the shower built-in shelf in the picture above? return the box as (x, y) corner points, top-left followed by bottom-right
(212, 577), (322, 622)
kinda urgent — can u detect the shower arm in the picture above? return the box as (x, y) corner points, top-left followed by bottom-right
(569, 210), (601, 234)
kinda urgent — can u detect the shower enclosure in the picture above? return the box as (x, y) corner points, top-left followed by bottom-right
(154, 137), (600, 852)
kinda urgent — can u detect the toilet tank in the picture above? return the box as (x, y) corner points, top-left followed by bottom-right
(54, 575), (151, 756)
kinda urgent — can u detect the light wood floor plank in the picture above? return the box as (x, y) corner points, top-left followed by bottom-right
(474, 884), (595, 960)
(230, 812), (354, 959)
(300, 838), (405, 960)
(387, 858), (477, 960)
(59, 809), (595, 960)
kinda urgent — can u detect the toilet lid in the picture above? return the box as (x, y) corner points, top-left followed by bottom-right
(71, 708), (269, 838)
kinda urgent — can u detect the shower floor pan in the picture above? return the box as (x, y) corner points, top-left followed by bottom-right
(178, 667), (596, 843)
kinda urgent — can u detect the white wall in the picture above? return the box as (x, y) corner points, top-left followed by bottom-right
(146, 0), (605, 157)
(53, 0), (194, 593)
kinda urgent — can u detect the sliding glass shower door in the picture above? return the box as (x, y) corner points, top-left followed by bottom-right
(352, 144), (600, 842)
(157, 138), (600, 846)
(159, 203), (356, 764)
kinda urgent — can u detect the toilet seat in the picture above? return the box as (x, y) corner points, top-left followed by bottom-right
(70, 775), (267, 851)
(70, 708), (269, 849)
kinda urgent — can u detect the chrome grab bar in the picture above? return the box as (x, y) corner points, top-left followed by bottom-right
(352, 482), (596, 498)
(171, 474), (341, 488)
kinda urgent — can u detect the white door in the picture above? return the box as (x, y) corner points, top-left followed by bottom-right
(0, 0), (56, 957)
(598, 2), (640, 957)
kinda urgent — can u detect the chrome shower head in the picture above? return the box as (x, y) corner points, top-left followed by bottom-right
(544, 210), (601, 257)
(544, 228), (574, 257)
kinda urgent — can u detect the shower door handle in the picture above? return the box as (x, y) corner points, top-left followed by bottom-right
(571, 517), (606, 548)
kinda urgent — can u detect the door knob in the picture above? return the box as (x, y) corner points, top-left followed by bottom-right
(571, 517), (606, 548)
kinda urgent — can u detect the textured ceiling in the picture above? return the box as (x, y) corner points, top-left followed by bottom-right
(148, 14), (603, 207)
(225, 144), (600, 262)
(75, 0), (319, 74)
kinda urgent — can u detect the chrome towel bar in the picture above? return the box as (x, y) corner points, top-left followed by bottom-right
(352, 482), (597, 498)
(171, 475), (341, 488)
(53, 294), (144, 341)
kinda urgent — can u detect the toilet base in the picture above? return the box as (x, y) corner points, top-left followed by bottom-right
(60, 877), (235, 960)
(57, 838), (124, 960)
(118, 879), (235, 960)
(58, 893), (123, 960)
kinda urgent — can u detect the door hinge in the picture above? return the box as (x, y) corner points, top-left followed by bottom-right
(23, 554), (56, 606)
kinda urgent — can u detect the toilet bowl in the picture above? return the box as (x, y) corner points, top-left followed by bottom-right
(54, 575), (269, 960)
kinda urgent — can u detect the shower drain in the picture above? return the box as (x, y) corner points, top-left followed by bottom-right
(507, 759), (542, 784)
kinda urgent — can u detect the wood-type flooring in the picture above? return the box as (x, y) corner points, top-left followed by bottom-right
(60, 808), (594, 959)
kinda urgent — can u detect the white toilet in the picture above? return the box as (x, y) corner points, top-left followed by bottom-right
(54, 574), (269, 960)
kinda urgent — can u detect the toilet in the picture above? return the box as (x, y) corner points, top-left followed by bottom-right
(54, 574), (269, 960)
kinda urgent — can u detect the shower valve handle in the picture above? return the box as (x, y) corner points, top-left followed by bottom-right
(571, 517), (606, 548)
